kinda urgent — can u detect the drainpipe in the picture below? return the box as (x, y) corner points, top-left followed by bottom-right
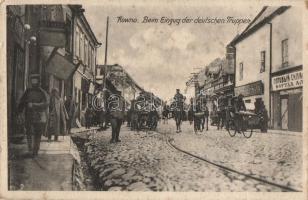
(71, 9), (76, 100)
(233, 46), (236, 96)
(267, 22), (272, 128)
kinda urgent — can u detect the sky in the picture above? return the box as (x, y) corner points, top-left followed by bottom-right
(83, 4), (261, 101)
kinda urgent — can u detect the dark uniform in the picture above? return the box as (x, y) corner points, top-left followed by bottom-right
(107, 94), (125, 143)
(17, 75), (49, 156)
(173, 90), (185, 133)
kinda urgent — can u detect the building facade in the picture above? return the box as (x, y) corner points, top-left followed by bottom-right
(230, 6), (302, 131)
(7, 6), (28, 139)
(270, 7), (302, 131)
(7, 5), (101, 138)
(71, 5), (101, 119)
(197, 57), (234, 114)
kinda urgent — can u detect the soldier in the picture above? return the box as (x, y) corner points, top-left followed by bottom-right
(64, 95), (75, 134)
(234, 94), (246, 131)
(17, 74), (49, 157)
(188, 98), (194, 125)
(107, 93), (125, 143)
(173, 89), (185, 133)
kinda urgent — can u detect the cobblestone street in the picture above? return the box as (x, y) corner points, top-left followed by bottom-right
(82, 120), (302, 192)
(158, 120), (302, 191)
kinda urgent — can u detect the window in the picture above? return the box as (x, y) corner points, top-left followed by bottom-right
(282, 39), (288, 67)
(65, 15), (72, 53)
(88, 45), (92, 69)
(75, 28), (80, 58)
(260, 51), (265, 73)
(239, 62), (243, 80)
(92, 48), (95, 71)
(79, 33), (84, 62)
(84, 39), (88, 66)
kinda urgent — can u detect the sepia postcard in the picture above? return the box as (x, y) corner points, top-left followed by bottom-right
(0, 0), (307, 199)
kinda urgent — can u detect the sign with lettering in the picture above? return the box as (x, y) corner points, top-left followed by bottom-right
(272, 70), (303, 91)
(234, 81), (263, 97)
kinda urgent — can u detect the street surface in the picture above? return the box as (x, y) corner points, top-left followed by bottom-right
(84, 120), (302, 191)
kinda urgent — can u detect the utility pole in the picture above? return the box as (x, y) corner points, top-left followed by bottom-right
(103, 16), (109, 90)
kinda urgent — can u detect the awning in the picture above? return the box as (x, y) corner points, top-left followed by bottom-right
(46, 51), (78, 80)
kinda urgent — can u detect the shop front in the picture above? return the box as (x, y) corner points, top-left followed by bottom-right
(234, 80), (265, 111)
(271, 68), (303, 132)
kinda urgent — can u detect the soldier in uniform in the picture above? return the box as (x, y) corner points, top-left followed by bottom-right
(107, 92), (125, 143)
(17, 74), (49, 157)
(173, 89), (185, 133)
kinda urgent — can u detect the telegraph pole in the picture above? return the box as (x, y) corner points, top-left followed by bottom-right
(103, 16), (109, 90)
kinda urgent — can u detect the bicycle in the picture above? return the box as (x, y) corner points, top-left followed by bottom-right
(226, 111), (258, 138)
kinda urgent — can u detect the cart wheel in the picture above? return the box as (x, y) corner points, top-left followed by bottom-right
(243, 129), (253, 138)
(227, 120), (236, 137)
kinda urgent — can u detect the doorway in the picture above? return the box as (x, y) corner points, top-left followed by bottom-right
(280, 96), (288, 130)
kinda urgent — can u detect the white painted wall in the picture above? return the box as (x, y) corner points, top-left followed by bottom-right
(271, 7), (302, 72)
(235, 25), (271, 112)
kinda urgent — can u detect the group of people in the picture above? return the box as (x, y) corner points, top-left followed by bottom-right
(17, 74), (75, 157)
(166, 89), (269, 134)
(126, 92), (160, 132)
(166, 89), (209, 133)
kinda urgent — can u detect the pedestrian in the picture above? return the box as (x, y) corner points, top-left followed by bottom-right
(188, 98), (194, 125)
(258, 101), (268, 133)
(17, 74), (49, 157)
(233, 94), (246, 130)
(47, 88), (68, 142)
(85, 104), (94, 129)
(203, 105), (209, 131)
(64, 95), (75, 134)
(162, 103), (170, 124)
(107, 93), (125, 143)
(173, 89), (185, 133)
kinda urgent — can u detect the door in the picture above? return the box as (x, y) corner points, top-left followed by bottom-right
(280, 96), (288, 130)
(288, 93), (302, 132)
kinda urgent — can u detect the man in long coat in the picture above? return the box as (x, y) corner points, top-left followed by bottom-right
(17, 74), (49, 157)
(107, 92), (125, 143)
(47, 88), (68, 142)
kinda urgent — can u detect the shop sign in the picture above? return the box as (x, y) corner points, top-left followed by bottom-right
(234, 81), (263, 97)
(272, 70), (303, 91)
(46, 52), (78, 80)
(39, 22), (66, 47)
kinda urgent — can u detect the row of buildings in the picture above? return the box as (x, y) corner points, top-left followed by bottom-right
(8, 5), (100, 137)
(7, 5), (155, 140)
(189, 6), (302, 132)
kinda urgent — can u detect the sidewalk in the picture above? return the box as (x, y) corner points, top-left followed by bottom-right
(8, 126), (99, 191)
(8, 136), (73, 191)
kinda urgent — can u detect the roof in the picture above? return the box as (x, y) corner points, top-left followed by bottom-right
(97, 64), (144, 91)
(229, 6), (290, 46)
(207, 58), (223, 74)
(69, 5), (102, 47)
